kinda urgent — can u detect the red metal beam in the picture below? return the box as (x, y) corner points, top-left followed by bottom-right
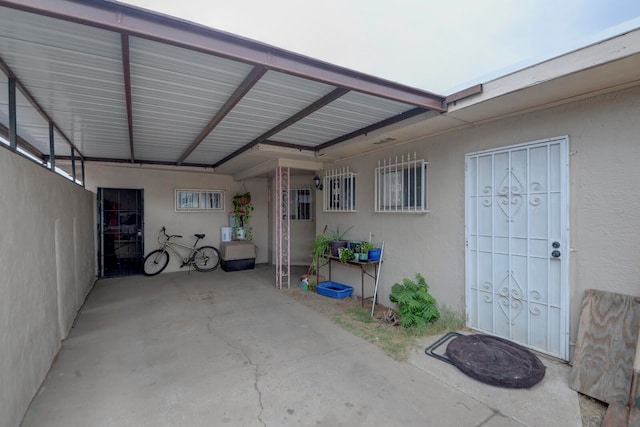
(176, 65), (267, 166)
(47, 155), (214, 169)
(445, 84), (483, 104)
(316, 107), (428, 151)
(211, 87), (349, 168)
(253, 88), (350, 144)
(0, 0), (446, 111)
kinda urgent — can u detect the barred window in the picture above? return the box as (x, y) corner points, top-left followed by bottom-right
(175, 189), (225, 212)
(287, 187), (312, 220)
(323, 168), (356, 212)
(375, 154), (428, 213)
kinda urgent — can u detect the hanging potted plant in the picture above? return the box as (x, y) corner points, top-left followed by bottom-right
(232, 192), (254, 240)
(234, 192), (251, 207)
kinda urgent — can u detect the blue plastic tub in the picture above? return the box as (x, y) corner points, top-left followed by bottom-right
(316, 281), (353, 299)
(368, 248), (382, 261)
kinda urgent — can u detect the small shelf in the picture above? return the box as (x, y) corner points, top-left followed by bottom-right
(316, 255), (380, 306)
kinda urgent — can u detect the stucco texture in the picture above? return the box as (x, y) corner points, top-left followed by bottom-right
(84, 164), (270, 269)
(0, 148), (95, 427)
(316, 85), (640, 359)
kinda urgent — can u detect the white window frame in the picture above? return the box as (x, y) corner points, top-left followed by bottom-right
(323, 167), (357, 212)
(375, 154), (428, 213)
(287, 187), (313, 221)
(175, 189), (225, 212)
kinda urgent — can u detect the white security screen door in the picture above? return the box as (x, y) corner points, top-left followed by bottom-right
(465, 136), (569, 360)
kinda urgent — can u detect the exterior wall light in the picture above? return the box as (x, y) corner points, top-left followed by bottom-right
(313, 175), (323, 190)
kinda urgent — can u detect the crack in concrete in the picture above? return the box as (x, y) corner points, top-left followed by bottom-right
(254, 364), (266, 427)
(205, 319), (265, 425)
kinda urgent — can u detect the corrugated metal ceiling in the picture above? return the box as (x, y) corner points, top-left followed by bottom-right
(0, 0), (445, 175)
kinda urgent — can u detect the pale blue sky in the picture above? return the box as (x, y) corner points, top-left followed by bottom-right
(123, 0), (640, 94)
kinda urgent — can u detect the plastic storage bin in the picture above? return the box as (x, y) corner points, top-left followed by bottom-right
(316, 281), (353, 299)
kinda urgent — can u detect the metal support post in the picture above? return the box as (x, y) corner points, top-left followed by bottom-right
(81, 158), (86, 187)
(371, 241), (385, 318)
(275, 167), (291, 289)
(70, 147), (76, 184)
(8, 77), (17, 149)
(49, 122), (55, 171)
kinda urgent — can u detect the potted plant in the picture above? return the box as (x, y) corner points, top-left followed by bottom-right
(355, 241), (375, 261)
(234, 192), (251, 206)
(338, 247), (355, 263)
(329, 226), (352, 257)
(232, 192), (254, 240)
(311, 234), (331, 263)
(367, 244), (382, 262)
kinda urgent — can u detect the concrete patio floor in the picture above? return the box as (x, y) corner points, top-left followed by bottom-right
(21, 265), (581, 427)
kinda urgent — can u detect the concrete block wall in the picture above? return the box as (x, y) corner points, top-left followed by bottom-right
(0, 147), (96, 427)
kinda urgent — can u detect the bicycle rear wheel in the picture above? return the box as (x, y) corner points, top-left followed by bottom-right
(143, 249), (170, 276)
(193, 246), (220, 272)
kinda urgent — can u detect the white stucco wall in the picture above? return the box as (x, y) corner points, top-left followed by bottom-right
(0, 148), (95, 427)
(84, 164), (269, 270)
(316, 85), (640, 356)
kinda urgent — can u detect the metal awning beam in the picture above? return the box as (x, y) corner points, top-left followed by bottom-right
(211, 88), (348, 168)
(0, 123), (45, 161)
(46, 155), (214, 169)
(0, 54), (84, 158)
(252, 87), (350, 145)
(316, 107), (427, 151)
(8, 76), (16, 148)
(0, 0), (446, 111)
(176, 65), (267, 166)
(121, 33), (135, 163)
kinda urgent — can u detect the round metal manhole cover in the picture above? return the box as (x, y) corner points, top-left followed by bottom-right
(445, 334), (546, 388)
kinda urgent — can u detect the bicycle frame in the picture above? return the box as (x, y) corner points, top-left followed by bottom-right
(144, 227), (220, 276)
(159, 235), (201, 267)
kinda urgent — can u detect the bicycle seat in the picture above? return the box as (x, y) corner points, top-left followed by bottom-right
(194, 233), (205, 239)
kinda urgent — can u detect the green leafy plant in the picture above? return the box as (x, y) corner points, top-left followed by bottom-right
(338, 248), (355, 263)
(232, 192), (254, 240)
(389, 273), (440, 328)
(328, 225), (352, 241)
(307, 277), (319, 292)
(310, 234), (331, 273)
(355, 241), (375, 253)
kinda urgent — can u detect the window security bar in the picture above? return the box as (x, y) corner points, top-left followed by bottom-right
(323, 167), (357, 212)
(175, 189), (225, 212)
(375, 153), (428, 213)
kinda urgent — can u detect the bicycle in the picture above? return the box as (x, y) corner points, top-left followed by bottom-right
(143, 226), (220, 276)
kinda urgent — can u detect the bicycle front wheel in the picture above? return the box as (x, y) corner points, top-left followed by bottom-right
(143, 249), (170, 276)
(193, 246), (220, 272)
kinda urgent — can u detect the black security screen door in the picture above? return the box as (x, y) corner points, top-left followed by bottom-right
(98, 188), (144, 277)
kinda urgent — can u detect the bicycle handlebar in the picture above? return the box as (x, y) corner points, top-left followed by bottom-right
(160, 226), (182, 240)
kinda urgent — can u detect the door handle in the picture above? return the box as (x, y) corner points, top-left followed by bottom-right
(551, 250), (561, 258)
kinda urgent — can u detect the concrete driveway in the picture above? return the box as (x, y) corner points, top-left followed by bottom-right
(21, 265), (580, 427)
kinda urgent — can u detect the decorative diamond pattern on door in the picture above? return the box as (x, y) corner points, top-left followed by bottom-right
(465, 137), (569, 360)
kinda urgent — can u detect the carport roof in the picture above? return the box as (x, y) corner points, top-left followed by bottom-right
(0, 0), (446, 175)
